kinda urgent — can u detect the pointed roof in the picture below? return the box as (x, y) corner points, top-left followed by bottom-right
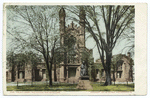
(59, 7), (66, 17)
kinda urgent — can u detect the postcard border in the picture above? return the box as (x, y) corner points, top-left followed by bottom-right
(3, 3), (147, 95)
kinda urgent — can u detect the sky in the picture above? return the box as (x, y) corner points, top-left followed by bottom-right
(61, 5), (134, 61)
(6, 5), (134, 62)
(86, 35), (131, 61)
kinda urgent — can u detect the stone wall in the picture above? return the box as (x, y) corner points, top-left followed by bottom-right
(6, 70), (11, 82)
(98, 55), (133, 82)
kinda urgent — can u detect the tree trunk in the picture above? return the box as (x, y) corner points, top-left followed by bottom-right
(11, 66), (15, 82)
(104, 71), (112, 85)
(113, 71), (115, 85)
(49, 70), (52, 87)
(113, 64), (116, 85)
(131, 66), (133, 82)
(49, 62), (53, 87)
(45, 59), (52, 87)
(32, 68), (33, 86)
(104, 52), (112, 86)
(64, 52), (67, 80)
(54, 63), (57, 82)
(47, 67), (52, 87)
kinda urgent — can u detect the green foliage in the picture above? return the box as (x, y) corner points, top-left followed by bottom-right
(111, 54), (134, 70)
(64, 35), (76, 50)
(89, 66), (97, 81)
(111, 54), (123, 71)
(66, 5), (135, 85)
(81, 48), (93, 64)
(7, 82), (134, 91)
(6, 50), (42, 69)
(6, 50), (16, 68)
(81, 48), (95, 81)
(26, 51), (42, 68)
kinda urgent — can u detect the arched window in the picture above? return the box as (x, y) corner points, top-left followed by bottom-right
(65, 35), (77, 63)
(68, 35), (76, 49)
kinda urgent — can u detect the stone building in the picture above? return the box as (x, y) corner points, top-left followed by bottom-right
(57, 7), (93, 83)
(6, 7), (94, 83)
(6, 62), (47, 82)
(6, 7), (133, 83)
(95, 53), (134, 82)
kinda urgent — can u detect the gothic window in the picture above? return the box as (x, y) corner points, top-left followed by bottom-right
(68, 35), (76, 49)
(120, 65), (122, 69)
(116, 60), (124, 70)
(101, 69), (104, 77)
(42, 69), (46, 79)
(117, 71), (122, 78)
(18, 71), (24, 79)
(118, 65), (122, 70)
(66, 35), (77, 63)
(96, 69), (99, 74)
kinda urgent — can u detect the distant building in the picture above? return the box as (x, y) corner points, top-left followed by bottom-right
(6, 62), (47, 82)
(95, 53), (134, 82)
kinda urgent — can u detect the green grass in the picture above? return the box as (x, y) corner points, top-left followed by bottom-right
(91, 83), (134, 91)
(7, 82), (134, 91)
(7, 83), (79, 91)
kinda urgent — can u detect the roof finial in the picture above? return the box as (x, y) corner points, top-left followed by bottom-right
(59, 6), (66, 17)
(72, 21), (74, 28)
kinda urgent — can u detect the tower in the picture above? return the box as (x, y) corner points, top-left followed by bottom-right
(58, 7), (94, 83)
(59, 7), (66, 46)
(79, 7), (86, 48)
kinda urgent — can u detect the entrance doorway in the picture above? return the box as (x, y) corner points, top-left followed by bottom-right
(68, 67), (76, 78)
(35, 69), (40, 81)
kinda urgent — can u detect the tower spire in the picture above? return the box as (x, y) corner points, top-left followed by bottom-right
(59, 7), (66, 18)
(79, 6), (86, 47)
(59, 7), (66, 46)
(79, 6), (85, 27)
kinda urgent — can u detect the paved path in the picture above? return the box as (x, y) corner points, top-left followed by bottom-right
(7, 81), (134, 86)
(7, 81), (48, 86)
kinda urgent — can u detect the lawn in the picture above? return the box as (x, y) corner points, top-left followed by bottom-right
(7, 82), (134, 91)
(91, 83), (134, 91)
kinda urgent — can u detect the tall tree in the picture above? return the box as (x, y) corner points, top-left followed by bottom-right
(111, 54), (123, 85)
(6, 5), (60, 86)
(67, 5), (135, 85)
(26, 51), (42, 85)
(6, 50), (16, 82)
(6, 50), (42, 82)
(121, 26), (135, 56)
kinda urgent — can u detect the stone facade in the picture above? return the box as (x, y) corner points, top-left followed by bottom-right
(57, 7), (93, 83)
(95, 53), (133, 82)
(6, 7), (134, 84)
(6, 7), (93, 83)
(6, 62), (47, 82)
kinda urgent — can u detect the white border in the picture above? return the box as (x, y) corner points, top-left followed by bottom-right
(2, 2), (147, 96)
